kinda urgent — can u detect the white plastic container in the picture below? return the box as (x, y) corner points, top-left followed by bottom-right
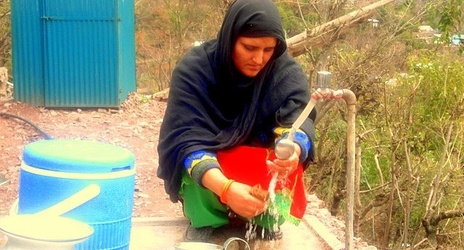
(0, 214), (93, 250)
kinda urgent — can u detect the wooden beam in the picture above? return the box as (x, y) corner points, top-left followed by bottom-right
(287, 0), (396, 57)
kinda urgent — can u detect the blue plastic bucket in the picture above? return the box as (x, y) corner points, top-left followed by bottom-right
(17, 139), (136, 250)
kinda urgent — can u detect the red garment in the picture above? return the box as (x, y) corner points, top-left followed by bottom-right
(217, 145), (307, 221)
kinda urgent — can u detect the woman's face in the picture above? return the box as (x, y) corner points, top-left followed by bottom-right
(232, 36), (278, 78)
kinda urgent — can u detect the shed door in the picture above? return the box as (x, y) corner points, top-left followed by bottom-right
(42, 0), (119, 107)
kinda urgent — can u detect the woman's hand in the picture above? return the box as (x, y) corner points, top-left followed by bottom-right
(267, 141), (300, 179)
(224, 182), (268, 219)
(201, 168), (267, 219)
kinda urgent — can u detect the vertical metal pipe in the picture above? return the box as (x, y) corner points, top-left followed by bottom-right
(342, 89), (357, 250)
(316, 71), (357, 250)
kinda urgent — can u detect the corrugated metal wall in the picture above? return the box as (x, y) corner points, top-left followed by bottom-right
(11, 0), (136, 108)
(11, 0), (45, 106)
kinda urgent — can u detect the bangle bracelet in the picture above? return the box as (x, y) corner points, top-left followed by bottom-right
(220, 179), (235, 204)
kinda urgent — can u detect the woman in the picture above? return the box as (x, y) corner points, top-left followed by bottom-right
(157, 0), (316, 242)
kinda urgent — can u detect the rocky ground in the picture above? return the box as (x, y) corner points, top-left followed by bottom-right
(0, 93), (183, 218)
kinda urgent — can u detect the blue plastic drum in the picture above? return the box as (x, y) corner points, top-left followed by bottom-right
(18, 139), (136, 250)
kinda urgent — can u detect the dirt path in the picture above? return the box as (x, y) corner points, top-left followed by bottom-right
(0, 93), (183, 218)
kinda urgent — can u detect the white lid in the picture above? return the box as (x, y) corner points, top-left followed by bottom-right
(0, 215), (93, 242)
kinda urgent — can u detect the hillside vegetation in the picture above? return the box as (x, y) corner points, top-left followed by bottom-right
(1, 0), (463, 249)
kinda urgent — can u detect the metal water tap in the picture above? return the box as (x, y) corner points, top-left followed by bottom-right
(316, 71), (331, 95)
(275, 71), (332, 160)
(275, 70), (358, 250)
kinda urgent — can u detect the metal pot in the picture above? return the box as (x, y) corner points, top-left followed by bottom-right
(174, 237), (250, 250)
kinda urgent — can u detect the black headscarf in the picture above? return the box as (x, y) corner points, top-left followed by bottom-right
(157, 0), (315, 202)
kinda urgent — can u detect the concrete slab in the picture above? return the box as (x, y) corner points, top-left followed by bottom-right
(0, 216), (336, 249)
(129, 216), (332, 250)
(129, 217), (188, 250)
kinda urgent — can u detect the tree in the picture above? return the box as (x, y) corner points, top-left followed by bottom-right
(289, 0), (464, 249)
(436, 0), (463, 49)
(135, 0), (225, 92)
(0, 0), (11, 68)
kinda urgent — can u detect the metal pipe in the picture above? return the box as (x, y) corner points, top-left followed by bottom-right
(341, 88), (357, 250)
(275, 71), (357, 250)
(316, 72), (357, 250)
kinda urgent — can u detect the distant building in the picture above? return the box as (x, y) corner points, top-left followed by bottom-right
(367, 18), (380, 28)
(418, 25), (434, 33)
(450, 34), (464, 45)
(415, 25), (437, 44)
